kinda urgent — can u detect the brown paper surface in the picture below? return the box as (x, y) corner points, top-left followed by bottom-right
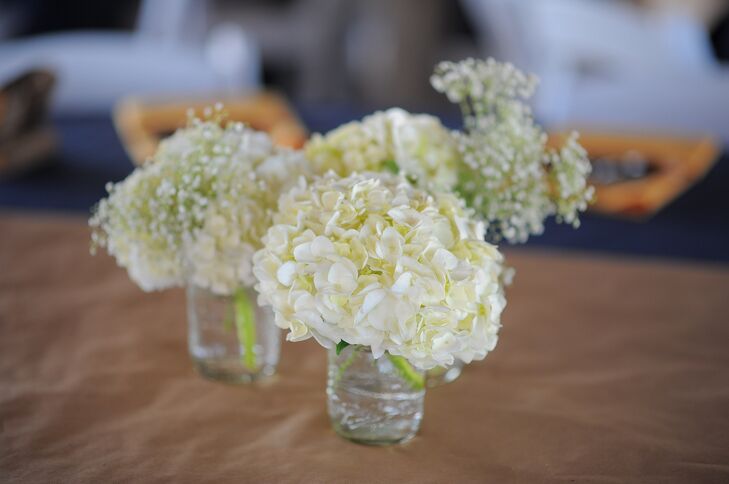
(2, 214), (728, 483)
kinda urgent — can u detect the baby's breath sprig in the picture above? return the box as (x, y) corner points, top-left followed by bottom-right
(90, 108), (311, 294)
(431, 58), (594, 243)
(431, 58), (537, 132)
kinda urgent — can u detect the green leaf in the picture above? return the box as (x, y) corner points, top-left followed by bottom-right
(335, 340), (350, 356)
(382, 159), (399, 174)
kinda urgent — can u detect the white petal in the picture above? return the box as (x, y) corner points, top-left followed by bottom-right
(310, 236), (335, 257)
(276, 261), (297, 286)
(357, 289), (386, 323)
(391, 272), (412, 294)
(293, 242), (314, 261)
(433, 248), (458, 270)
(328, 261), (357, 293)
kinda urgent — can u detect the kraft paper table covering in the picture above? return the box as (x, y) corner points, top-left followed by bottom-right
(1, 214), (728, 483)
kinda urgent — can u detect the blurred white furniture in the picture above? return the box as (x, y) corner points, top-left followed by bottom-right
(0, 0), (260, 114)
(462, 0), (729, 144)
(213, 0), (350, 102)
(213, 0), (454, 106)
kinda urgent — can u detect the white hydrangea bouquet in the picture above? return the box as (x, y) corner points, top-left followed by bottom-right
(302, 58), (594, 384)
(253, 172), (506, 368)
(252, 172), (507, 444)
(91, 106), (310, 382)
(250, 58), (593, 444)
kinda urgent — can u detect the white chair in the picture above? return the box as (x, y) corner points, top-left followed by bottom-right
(0, 0), (261, 114)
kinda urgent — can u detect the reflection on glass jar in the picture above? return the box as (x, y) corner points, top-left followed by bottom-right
(426, 360), (465, 387)
(187, 284), (280, 383)
(327, 345), (425, 445)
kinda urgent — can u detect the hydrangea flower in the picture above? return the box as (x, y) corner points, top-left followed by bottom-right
(252, 172), (507, 370)
(431, 58), (595, 243)
(91, 111), (311, 294)
(305, 108), (460, 192)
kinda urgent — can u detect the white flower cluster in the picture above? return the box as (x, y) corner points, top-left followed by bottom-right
(305, 108), (460, 191)
(431, 58), (538, 130)
(548, 133), (595, 226)
(431, 58), (594, 243)
(90, 165), (185, 291)
(252, 172), (506, 370)
(91, 113), (310, 294)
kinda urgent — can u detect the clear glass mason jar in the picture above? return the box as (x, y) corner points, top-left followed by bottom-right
(186, 284), (280, 383)
(327, 345), (425, 445)
(426, 360), (465, 387)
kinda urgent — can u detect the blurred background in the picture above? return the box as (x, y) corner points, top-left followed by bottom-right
(1, 0), (728, 261)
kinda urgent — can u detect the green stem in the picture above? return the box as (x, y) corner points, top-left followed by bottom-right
(334, 348), (359, 386)
(233, 288), (257, 370)
(222, 305), (234, 332)
(387, 354), (425, 391)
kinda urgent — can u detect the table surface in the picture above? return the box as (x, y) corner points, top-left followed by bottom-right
(2, 214), (729, 483)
